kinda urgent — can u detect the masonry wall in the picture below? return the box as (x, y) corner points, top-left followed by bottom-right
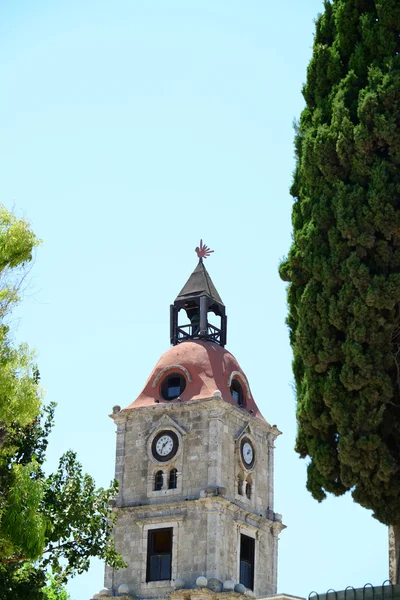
(106, 398), (282, 599)
(105, 499), (277, 598)
(119, 403), (211, 505)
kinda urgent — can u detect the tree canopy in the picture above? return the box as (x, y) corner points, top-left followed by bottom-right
(0, 403), (124, 598)
(280, 0), (400, 526)
(0, 205), (42, 442)
(0, 205), (125, 598)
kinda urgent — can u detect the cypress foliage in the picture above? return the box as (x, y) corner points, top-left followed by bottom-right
(280, 0), (400, 525)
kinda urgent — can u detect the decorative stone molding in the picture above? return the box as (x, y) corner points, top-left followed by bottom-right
(271, 521), (286, 537)
(234, 422), (252, 442)
(152, 365), (192, 387)
(260, 595), (306, 600)
(91, 596), (132, 600)
(227, 371), (251, 399)
(134, 513), (186, 526)
(146, 417), (185, 495)
(234, 427), (257, 475)
(138, 518), (183, 590)
(169, 587), (250, 600)
(91, 593), (307, 600)
(91, 590), (305, 600)
(118, 495), (280, 532)
(109, 409), (128, 425)
(148, 413), (188, 438)
(120, 396), (278, 435)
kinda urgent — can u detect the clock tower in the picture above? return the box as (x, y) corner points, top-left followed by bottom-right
(92, 243), (285, 600)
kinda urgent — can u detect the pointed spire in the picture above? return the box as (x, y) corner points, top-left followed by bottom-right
(175, 259), (224, 306)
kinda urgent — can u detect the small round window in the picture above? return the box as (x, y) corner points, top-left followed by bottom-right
(230, 379), (244, 407)
(161, 373), (186, 401)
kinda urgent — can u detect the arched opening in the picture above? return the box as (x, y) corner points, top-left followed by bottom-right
(245, 477), (252, 500)
(207, 309), (221, 330)
(237, 473), (244, 496)
(178, 301), (200, 339)
(169, 468), (177, 489)
(154, 470), (164, 491)
(161, 373), (186, 400)
(206, 304), (224, 344)
(230, 379), (244, 407)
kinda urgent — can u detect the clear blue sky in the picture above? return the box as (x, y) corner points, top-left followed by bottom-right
(0, 2), (388, 599)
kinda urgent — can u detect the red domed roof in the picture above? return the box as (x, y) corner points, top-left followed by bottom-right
(125, 340), (265, 421)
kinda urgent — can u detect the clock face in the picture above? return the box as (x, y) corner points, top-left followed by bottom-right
(241, 437), (255, 469)
(242, 442), (253, 464)
(152, 430), (179, 462)
(156, 434), (174, 456)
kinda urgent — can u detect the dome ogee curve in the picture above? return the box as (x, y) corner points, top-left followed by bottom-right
(125, 340), (265, 421)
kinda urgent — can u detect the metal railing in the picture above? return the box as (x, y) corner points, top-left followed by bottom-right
(177, 323), (221, 344)
(308, 581), (399, 600)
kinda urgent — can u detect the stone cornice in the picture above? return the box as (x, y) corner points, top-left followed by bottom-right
(110, 397), (281, 438)
(91, 591), (303, 600)
(134, 512), (186, 526)
(169, 589), (249, 600)
(117, 495), (286, 533)
(93, 591), (252, 600)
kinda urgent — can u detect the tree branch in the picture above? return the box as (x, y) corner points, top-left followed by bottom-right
(0, 539), (82, 564)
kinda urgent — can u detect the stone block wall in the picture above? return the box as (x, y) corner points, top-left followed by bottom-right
(104, 498), (280, 598)
(105, 397), (284, 599)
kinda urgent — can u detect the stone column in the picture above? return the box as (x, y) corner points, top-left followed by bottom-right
(114, 414), (127, 507)
(200, 296), (208, 336)
(389, 522), (400, 583)
(104, 414), (127, 593)
(271, 522), (285, 594)
(267, 436), (275, 512)
(206, 503), (220, 579)
(207, 411), (223, 487)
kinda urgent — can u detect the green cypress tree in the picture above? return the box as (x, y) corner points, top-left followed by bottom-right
(279, 0), (400, 581)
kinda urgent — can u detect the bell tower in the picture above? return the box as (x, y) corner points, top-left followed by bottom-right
(170, 241), (227, 347)
(92, 243), (285, 600)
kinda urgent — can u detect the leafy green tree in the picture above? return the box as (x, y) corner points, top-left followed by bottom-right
(0, 204), (45, 564)
(0, 204), (42, 444)
(0, 205), (125, 597)
(279, 0), (400, 582)
(0, 403), (125, 599)
(0, 565), (70, 600)
(42, 577), (71, 600)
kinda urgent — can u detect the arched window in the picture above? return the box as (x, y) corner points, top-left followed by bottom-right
(161, 373), (186, 400)
(169, 468), (177, 489)
(154, 470), (164, 491)
(245, 481), (252, 500)
(237, 473), (243, 495)
(230, 379), (244, 407)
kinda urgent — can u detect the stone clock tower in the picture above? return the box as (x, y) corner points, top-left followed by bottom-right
(92, 244), (285, 600)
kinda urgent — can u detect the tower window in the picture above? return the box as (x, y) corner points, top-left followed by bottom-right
(154, 471), (164, 491)
(169, 468), (177, 489)
(230, 379), (244, 407)
(246, 481), (252, 500)
(147, 528), (173, 582)
(240, 534), (255, 590)
(237, 474), (243, 495)
(161, 373), (186, 401)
